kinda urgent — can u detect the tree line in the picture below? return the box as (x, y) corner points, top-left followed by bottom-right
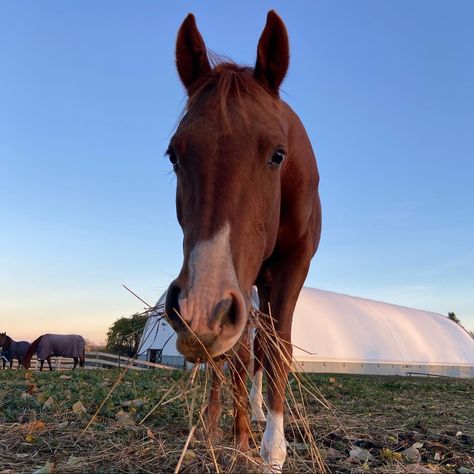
(105, 313), (148, 357)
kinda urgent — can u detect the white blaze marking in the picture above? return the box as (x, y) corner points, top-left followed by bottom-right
(179, 223), (237, 332)
(250, 369), (266, 422)
(260, 410), (287, 472)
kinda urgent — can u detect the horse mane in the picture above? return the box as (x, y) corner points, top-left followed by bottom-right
(23, 335), (43, 368)
(185, 58), (281, 130)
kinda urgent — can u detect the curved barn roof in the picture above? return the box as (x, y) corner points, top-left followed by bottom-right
(139, 287), (474, 376)
(292, 288), (474, 366)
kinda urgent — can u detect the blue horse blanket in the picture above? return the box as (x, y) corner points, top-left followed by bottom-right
(37, 334), (86, 360)
(2, 341), (30, 360)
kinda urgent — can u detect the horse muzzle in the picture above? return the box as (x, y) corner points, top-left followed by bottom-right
(165, 282), (247, 361)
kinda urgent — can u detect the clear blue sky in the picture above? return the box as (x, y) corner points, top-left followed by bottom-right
(1, 1), (473, 343)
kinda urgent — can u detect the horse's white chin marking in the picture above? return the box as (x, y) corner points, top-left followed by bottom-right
(250, 369), (266, 422)
(260, 410), (287, 473)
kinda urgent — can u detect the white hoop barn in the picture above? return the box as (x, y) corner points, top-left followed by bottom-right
(138, 287), (474, 378)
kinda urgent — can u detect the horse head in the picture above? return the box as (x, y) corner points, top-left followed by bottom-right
(165, 12), (290, 362)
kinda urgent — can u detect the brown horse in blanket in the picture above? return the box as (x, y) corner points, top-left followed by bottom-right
(164, 11), (321, 471)
(23, 334), (86, 371)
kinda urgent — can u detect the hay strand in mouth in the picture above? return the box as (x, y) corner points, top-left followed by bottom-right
(75, 287), (344, 472)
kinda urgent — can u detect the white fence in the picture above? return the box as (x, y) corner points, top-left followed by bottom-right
(2, 352), (173, 371)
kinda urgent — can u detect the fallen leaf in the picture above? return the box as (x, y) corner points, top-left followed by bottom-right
(412, 442), (424, 449)
(146, 428), (156, 440)
(183, 450), (196, 462)
(72, 401), (86, 415)
(43, 397), (55, 410)
(434, 451), (442, 461)
(57, 421), (69, 429)
(349, 446), (372, 462)
(381, 447), (402, 461)
(27, 383), (39, 394)
(402, 446), (421, 463)
(32, 460), (55, 474)
(26, 420), (46, 433)
(115, 410), (135, 427)
(25, 433), (37, 443)
(121, 398), (146, 408)
(24, 372), (34, 379)
(59, 375), (72, 380)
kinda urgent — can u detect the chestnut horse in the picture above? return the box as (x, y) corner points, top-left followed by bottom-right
(164, 11), (321, 472)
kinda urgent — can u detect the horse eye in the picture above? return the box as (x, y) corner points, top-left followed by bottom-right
(269, 149), (286, 166)
(167, 148), (178, 166)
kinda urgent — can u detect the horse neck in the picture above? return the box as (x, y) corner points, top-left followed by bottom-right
(24, 335), (43, 364)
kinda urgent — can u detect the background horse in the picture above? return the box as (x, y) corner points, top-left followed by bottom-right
(164, 11), (321, 472)
(23, 334), (86, 371)
(0, 332), (30, 369)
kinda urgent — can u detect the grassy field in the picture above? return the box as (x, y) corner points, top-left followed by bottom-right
(0, 368), (472, 473)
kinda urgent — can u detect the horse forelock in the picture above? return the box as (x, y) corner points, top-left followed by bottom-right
(185, 60), (282, 131)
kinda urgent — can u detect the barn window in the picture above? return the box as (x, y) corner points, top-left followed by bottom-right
(149, 349), (162, 364)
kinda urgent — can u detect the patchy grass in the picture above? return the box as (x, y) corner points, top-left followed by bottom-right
(0, 369), (472, 473)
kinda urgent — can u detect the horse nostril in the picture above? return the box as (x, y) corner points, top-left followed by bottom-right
(212, 297), (237, 329)
(165, 283), (184, 329)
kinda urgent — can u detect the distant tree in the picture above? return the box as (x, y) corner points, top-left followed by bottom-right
(448, 312), (461, 325)
(106, 313), (148, 357)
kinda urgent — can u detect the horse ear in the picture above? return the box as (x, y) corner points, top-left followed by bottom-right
(254, 10), (289, 95)
(176, 14), (212, 94)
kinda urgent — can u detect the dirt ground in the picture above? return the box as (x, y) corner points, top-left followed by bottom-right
(0, 368), (472, 473)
